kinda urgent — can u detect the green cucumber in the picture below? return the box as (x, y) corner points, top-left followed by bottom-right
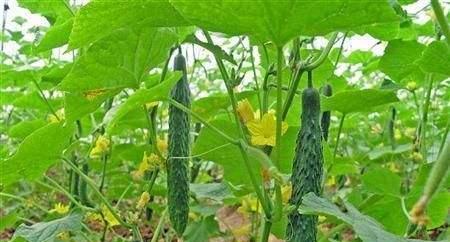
(286, 87), (324, 242)
(167, 52), (190, 236)
(321, 84), (332, 141)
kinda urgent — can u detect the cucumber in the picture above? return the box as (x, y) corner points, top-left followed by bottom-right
(167, 52), (190, 235)
(321, 84), (332, 141)
(286, 87), (324, 242)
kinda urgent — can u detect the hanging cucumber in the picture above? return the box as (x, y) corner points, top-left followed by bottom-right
(321, 84), (332, 141)
(79, 162), (93, 207)
(286, 73), (323, 242)
(167, 51), (190, 236)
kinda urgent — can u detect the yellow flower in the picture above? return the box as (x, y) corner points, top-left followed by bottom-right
(57, 232), (71, 241)
(394, 129), (402, 140)
(47, 108), (65, 123)
(157, 137), (168, 155)
(237, 99), (255, 123)
(101, 205), (120, 227)
(281, 185), (292, 203)
(90, 135), (110, 158)
(406, 81), (417, 91)
(411, 152), (423, 162)
(231, 224), (251, 237)
(145, 101), (159, 109)
(405, 127), (416, 139)
(131, 152), (163, 180)
(50, 203), (69, 214)
(238, 195), (261, 214)
(370, 123), (382, 134)
(136, 192), (151, 210)
(326, 176), (336, 187)
(86, 212), (103, 222)
(246, 112), (288, 146)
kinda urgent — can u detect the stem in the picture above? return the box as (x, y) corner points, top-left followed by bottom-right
(0, 192), (48, 212)
(259, 219), (272, 242)
(237, 141), (271, 217)
(151, 208), (168, 242)
(32, 78), (58, 118)
(333, 113), (346, 159)
(438, 121), (449, 155)
(331, 32), (347, 73)
(304, 32), (338, 71)
(62, 157), (132, 228)
(431, 0), (450, 45)
(202, 30), (248, 142)
(42, 176), (94, 212)
(420, 77), (433, 155)
(319, 223), (348, 242)
(281, 33), (338, 120)
(275, 46), (283, 169)
(168, 98), (238, 145)
(250, 45), (263, 112)
(98, 154), (108, 193)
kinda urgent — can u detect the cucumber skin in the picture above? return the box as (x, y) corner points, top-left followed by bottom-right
(321, 84), (332, 141)
(286, 87), (323, 242)
(167, 53), (190, 236)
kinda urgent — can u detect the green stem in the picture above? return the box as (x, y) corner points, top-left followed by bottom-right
(319, 223), (348, 242)
(42, 176), (95, 212)
(168, 98), (238, 145)
(275, 47), (283, 169)
(0, 192), (48, 212)
(62, 157), (132, 228)
(151, 208), (168, 242)
(259, 219), (272, 242)
(98, 154), (108, 193)
(304, 32), (338, 71)
(32, 78), (58, 119)
(420, 77), (433, 155)
(282, 33), (338, 120)
(333, 113), (346, 159)
(431, 0), (450, 45)
(438, 120), (449, 155)
(237, 141), (271, 217)
(202, 30), (248, 143)
(250, 45), (263, 112)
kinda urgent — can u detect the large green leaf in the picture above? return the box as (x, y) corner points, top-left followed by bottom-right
(170, 0), (399, 46)
(105, 72), (181, 133)
(13, 213), (82, 242)
(378, 40), (425, 82)
(69, 0), (189, 48)
(418, 41), (450, 76)
(193, 119), (262, 188)
(190, 183), (234, 202)
(361, 167), (402, 197)
(17, 0), (72, 23)
(64, 89), (119, 122)
(183, 215), (220, 242)
(299, 193), (439, 242)
(321, 89), (399, 114)
(59, 27), (177, 92)
(8, 120), (47, 140)
(0, 122), (74, 186)
(35, 18), (73, 53)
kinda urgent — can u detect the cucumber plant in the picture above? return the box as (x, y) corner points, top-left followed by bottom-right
(1, 1), (449, 242)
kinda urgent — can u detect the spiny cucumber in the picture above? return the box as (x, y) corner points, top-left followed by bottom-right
(167, 52), (190, 236)
(286, 87), (324, 242)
